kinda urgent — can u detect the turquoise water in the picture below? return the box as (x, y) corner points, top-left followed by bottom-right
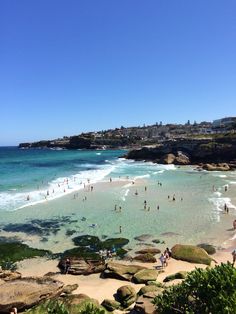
(0, 147), (236, 253)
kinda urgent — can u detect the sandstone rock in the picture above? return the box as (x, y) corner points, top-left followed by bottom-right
(197, 243), (216, 255)
(101, 299), (121, 311)
(62, 283), (78, 294)
(58, 258), (105, 275)
(161, 153), (176, 164)
(116, 285), (137, 308)
(134, 295), (157, 314)
(175, 151), (190, 165)
(163, 271), (188, 282)
(102, 262), (147, 281)
(0, 270), (21, 281)
(133, 269), (159, 284)
(133, 253), (157, 263)
(202, 163), (230, 171)
(171, 244), (212, 265)
(138, 285), (163, 296)
(0, 277), (64, 312)
(135, 248), (161, 255)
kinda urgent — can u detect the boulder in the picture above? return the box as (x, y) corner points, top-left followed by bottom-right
(175, 151), (190, 165)
(135, 248), (161, 255)
(101, 299), (121, 311)
(62, 284), (78, 294)
(58, 258), (105, 275)
(134, 295), (157, 314)
(171, 244), (212, 265)
(0, 277), (64, 312)
(138, 285), (163, 296)
(102, 262), (147, 281)
(116, 285), (137, 308)
(161, 153), (176, 164)
(163, 271), (188, 282)
(133, 253), (157, 263)
(202, 163), (230, 171)
(197, 243), (216, 255)
(133, 269), (159, 284)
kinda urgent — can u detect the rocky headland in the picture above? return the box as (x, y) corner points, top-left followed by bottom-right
(125, 136), (236, 170)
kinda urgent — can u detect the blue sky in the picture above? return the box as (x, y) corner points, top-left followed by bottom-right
(0, 0), (236, 145)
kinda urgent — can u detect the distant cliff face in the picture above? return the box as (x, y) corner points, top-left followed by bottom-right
(126, 137), (236, 167)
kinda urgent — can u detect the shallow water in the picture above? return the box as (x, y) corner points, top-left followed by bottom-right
(0, 147), (236, 253)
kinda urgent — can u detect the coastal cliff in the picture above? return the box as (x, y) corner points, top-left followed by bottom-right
(126, 136), (236, 170)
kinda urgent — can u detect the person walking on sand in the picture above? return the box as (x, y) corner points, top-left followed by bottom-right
(233, 219), (236, 230)
(159, 253), (166, 268)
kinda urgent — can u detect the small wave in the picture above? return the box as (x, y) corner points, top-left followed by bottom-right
(96, 152), (101, 155)
(134, 174), (150, 180)
(209, 196), (236, 212)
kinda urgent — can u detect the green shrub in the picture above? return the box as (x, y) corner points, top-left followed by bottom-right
(78, 303), (106, 314)
(153, 263), (236, 314)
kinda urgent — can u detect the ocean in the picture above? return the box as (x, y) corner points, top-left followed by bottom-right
(0, 147), (235, 253)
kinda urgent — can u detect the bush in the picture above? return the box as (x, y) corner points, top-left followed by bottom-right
(153, 263), (236, 314)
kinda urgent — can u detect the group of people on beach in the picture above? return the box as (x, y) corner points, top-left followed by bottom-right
(159, 248), (172, 268)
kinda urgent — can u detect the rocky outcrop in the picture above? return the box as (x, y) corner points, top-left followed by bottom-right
(0, 270), (21, 282)
(197, 243), (216, 255)
(62, 284), (78, 294)
(58, 258), (105, 275)
(133, 269), (159, 284)
(163, 271), (188, 282)
(171, 244), (212, 265)
(202, 163), (230, 171)
(102, 262), (147, 281)
(126, 137), (236, 168)
(135, 248), (161, 255)
(0, 277), (63, 313)
(101, 299), (121, 311)
(134, 294), (159, 314)
(133, 253), (157, 263)
(116, 285), (137, 308)
(138, 285), (163, 296)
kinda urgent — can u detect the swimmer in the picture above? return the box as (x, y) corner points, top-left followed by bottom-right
(157, 205), (159, 210)
(135, 190), (138, 195)
(26, 195), (30, 201)
(145, 186), (147, 191)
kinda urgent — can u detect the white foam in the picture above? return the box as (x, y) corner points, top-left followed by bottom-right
(0, 162), (119, 211)
(209, 196), (236, 213)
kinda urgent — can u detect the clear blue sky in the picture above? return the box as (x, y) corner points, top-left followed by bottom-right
(0, 0), (236, 145)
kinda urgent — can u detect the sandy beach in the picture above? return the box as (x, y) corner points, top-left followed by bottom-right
(17, 249), (234, 304)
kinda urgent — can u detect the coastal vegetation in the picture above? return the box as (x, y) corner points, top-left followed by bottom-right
(153, 263), (236, 314)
